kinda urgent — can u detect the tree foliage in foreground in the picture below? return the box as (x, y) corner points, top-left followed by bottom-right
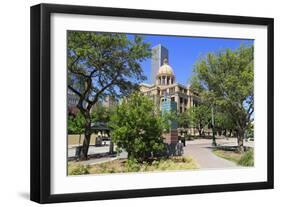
(187, 105), (211, 137)
(67, 31), (151, 159)
(191, 46), (254, 150)
(91, 104), (113, 124)
(109, 93), (166, 162)
(214, 111), (236, 136)
(67, 112), (85, 135)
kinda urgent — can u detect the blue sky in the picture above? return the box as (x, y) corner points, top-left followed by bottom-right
(132, 34), (253, 85)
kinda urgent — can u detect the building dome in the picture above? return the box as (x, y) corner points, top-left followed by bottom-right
(157, 58), (174, 76)
(156, 58), (175, 86)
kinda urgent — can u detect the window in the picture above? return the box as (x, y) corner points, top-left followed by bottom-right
(169, 87), (175, 94)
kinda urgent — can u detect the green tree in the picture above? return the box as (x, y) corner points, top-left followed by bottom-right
(192, 46), (254, 150)
(90, 104), (114, 137)
(178, 110), (190, 129)
(187, 105), (211, 137)
(67, 31), (151, 160)
(214, 111), (235, 136)
(177, 110), (191, 137)
(91, 104), (112, 123)
(109, 93), (166, 162)
(68, 112), (85, 134)
(68, 112), (85, 146)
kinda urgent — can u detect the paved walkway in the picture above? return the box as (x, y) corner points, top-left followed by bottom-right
(184, 138), (253, 169)
(184, 143), (237, 169)
(68, 145), (111, 158)
(68, 145), (128, 165)
(68, 138), (254, 169)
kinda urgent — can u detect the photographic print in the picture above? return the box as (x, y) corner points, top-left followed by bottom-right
(67, 31), (254, 175)
(31, 4), (273, 203)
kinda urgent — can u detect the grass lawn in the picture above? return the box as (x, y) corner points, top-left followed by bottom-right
(68, 156), (199, 175)
(213, 149), (254, 167)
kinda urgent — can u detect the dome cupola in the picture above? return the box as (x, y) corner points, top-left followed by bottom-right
(156, 58), (175, 85)
(157, 58), (174, 76)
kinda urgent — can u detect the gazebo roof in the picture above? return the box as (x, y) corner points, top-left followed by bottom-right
(91, 122), (110, 131)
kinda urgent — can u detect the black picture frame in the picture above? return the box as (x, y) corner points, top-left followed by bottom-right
(30, 3), (274, 204)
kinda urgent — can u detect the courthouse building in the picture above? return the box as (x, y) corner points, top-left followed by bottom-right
(140, 58), (199, 115)
(139, 56), (199, 144)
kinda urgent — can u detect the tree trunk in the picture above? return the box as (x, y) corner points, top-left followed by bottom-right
(197, 128), (202, 137)
(202, 130), (205, 137)
(237, 129), (244, 152)
(109, 140), (114, 155)
(80, 121), (91, 160)
(127, 151), (134, 161)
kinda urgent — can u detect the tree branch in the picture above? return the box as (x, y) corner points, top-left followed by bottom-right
(68, 85), (82, 97)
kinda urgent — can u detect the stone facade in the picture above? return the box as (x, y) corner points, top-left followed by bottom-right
(140, 57), (199, 144)
(140, 58), (199, 115)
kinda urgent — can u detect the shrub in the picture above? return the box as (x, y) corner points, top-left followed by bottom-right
(68, 164), (90, 175)
(125, 158), (141, 172)
(110, 93), (166, 162)
(238, 149), (254, 166)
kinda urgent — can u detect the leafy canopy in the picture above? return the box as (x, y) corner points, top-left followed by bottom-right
(191, 46), (254, 136)
(67, 31), (151, 159)
(109, 93), (166, 162)
(68, 31), (151, 110)
(187, 105), (211, 136)
(67, 112), (85, 134)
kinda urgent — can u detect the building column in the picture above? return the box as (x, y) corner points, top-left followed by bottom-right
(176, 94), (180, 112)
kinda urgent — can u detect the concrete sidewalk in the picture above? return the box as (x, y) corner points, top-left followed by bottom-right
(68, 145), (128, 166)
(185, 137), (254, 147)
(184, 138), (253, 169)
(68, 145), (111, 158)
(184, 143), (237, 169)
(68, 138), (253, 168)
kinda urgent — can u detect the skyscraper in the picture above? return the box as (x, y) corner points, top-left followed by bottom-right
(151, 44), (168, 84)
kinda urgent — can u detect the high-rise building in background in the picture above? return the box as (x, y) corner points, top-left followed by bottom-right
(151, 44), (168, 84)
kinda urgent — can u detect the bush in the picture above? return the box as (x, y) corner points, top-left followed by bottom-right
(68, 164), (90, 175)
(238, 149), (254, 166)
(125, 158), (141, 172)
(110, 93), (166, 162)
(185, 134), (194, 141)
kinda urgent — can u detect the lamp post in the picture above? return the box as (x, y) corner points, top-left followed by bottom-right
(211, 106), (217, 146)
